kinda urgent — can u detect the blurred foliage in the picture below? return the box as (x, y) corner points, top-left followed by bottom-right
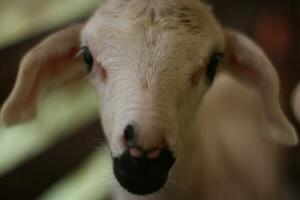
(0, 0), (102, 48)
(39, 148), (112, 200)
(0, 80), (110, 199)
(0, 81), (98, 175)
(0, 0), (112, 199)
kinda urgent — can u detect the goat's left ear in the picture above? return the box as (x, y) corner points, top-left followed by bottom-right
(0, 24), (85, 126)
(221, 29), (298, 146)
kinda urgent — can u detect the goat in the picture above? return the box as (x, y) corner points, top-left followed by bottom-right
(0, 0), (298, 199)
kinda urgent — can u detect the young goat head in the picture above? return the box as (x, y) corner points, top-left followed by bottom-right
(0, 0), (298, 197)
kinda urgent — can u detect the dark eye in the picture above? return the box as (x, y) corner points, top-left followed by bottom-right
(81, 46), (94, 73)
(206, 52), (223, 83)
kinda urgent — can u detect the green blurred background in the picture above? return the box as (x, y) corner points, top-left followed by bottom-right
(0, 0), (299, 199)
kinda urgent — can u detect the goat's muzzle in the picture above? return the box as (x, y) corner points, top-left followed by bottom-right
(113, 148), (175, 195)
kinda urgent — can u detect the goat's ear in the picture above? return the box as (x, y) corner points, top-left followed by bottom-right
(1, 24), (85, 126)
(221, 29), (298, 146)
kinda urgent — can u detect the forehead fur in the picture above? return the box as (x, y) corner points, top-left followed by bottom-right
(83, 0), (222, 36)
(81, 0), (224, 71)
(96, 0), (218, 31)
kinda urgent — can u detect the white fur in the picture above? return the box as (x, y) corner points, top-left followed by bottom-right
(0, 0), (298, 199)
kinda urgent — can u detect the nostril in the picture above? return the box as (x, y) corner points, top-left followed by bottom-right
(147, 149), (161, 159)
(129, 147), (143, 158)
(124, 124), (137, 147)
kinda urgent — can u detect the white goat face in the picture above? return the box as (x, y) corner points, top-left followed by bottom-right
(80, 0), (224, 194)
(81, 0), (224, 159)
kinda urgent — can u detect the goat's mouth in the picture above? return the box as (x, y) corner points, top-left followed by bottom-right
(113, 165), (168, 195)
(112, 150), (175, 195)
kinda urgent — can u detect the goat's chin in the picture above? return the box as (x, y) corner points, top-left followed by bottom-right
(114, 170), (167, 195)
(113, 161), (168, 195)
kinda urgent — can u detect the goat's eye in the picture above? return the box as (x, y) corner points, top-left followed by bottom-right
(81, 46), (94, 73)
(206, 52), (223, 83)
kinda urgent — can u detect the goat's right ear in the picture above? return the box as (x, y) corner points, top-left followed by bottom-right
(1, 24), (86, 126)
(220, 29), (298, 146)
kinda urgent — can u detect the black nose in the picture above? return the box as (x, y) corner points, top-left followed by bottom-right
(113, 148), (176, 195)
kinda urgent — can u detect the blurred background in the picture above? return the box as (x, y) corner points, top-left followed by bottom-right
(0, 0), (299, 199)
